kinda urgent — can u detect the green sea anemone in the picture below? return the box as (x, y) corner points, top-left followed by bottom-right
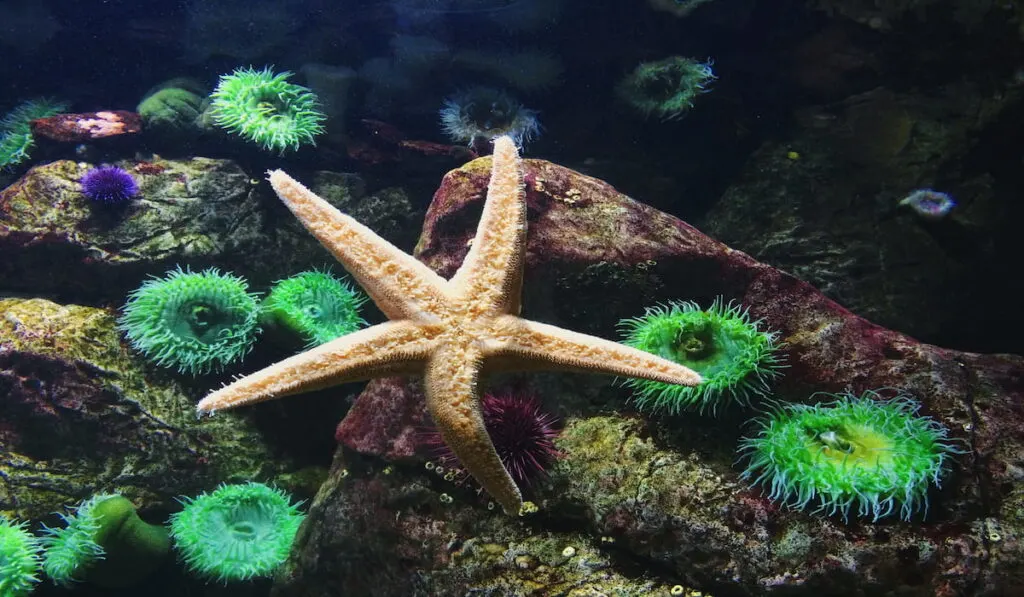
(0, 515), (42, 597)
(40, 494), (170, 588)
(209, 66), (326, 153)
(261, 270), (368, 348)
(118, 267), (261, 375)
(169, 482), (305, 582)
(0, 98), (68, 169)
(617, 56), (716, 120)
(618, 298), (783, 414)
(738, 391), (960, 522)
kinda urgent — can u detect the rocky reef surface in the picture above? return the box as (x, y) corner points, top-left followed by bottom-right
(283, 156), (1024, 597)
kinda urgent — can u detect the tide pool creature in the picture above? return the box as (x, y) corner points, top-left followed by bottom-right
(440, 86), (540, 149)
(260, 270), (368, 348)
(899, 188), (956, 220)
(209, 66), (326, 153)
(738, 391), (959, 522)
(0, 515), (41, 597)
(169, 482), (304, 582)
(425, 392), (560, 490)
(617, 56), (716, 120)
(79, 165), (139, 205)
(41, 494), (170, 588)
(619, 299), (783, 414)
(195, 136), (701, 516)
(118, 267), (261, 375)
(0, 98), (67, 169)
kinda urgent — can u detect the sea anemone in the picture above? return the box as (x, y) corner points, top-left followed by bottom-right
(0, 515), (42, 597)
(209, 66), (326, 153)
(738, 391), (960, 521)
(425, 392), (560, 490)
(440, 86), (540, 149)
(169, 482), (305, 582)
(617, 56), (716, 120)
(118, 267), (261, 375)
(260, 270), (367, 348)
(899, 188), (956, 220)
(79, 165), (140, 204)
(40, 494), (170, 588)
(0, 98), (67, 169)
(618, 298), (783, 414)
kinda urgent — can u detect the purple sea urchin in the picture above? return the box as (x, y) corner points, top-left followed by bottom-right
(80, 166), (139, 204)
(425, 392), (560, 491)
(169, 482), (304, 582)
(738, 391), (959, 521)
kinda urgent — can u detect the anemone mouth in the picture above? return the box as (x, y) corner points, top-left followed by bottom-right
(619, 298), (784, 414)
(739, 392), (960, 522)
(119, 267), (260, 375)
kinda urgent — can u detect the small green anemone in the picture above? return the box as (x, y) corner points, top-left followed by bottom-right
(617, 56), (716, 120)
(118, 267), (261, 375)
(209, 66), (326, 153)
(169, 482), (305, 583)
(261, 270), (368, 348)
(738, 391), (960, 522)
(0, 515), (42, 597)
(618, 298), (783, 414)
(40, 494), (170, 588)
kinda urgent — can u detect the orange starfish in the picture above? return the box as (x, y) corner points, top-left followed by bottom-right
(197, 136), (701, 515)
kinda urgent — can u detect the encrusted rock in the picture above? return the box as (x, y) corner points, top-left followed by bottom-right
(0, 297), (300, 520)
(304, 156), (1023, 597)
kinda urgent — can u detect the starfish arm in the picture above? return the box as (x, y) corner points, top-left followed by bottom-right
(197, 321), (434, 413)
(449, 135), (526, 316)
(486, 316), (703, 386)
(268, 170), (449, 322)
(424, 346), (524, 515)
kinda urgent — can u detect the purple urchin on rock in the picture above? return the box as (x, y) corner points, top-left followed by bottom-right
(80, 165), (139, 204)
(423, 392), (560, 491)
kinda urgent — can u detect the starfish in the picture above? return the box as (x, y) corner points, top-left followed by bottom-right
(197, 136), (701, 515)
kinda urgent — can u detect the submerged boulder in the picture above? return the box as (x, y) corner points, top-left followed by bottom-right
(287, 155), (1023, 597)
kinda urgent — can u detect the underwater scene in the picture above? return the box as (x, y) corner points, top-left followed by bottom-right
(1, 0), (1023, 596)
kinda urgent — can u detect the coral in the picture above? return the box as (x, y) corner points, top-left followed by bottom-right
(618, 299), (783, 414)
(0, 515), (41, 597)
(440, 87), (540, 148)
(617, 56), (716, 120)
(118, 267), (261, 375)
(79, 165), (140, 205)
(738, 391), (959, 521)
(0, 98), (67, 169)
(209, 66), (326, 153)
(261, 270), (367, 348)
(40, 495), (170, 588)
(425, 392), (561, 490)
(169, 482), (305, 582)
(899, 188), (956, 220)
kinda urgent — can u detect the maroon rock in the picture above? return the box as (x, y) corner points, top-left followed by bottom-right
(30, 110), (142, 142)
(317, 155), (1024, 597)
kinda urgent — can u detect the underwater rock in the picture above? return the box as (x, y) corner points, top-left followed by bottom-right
(29, 110), (142, 142)
(702, 84), (1023, 353)
(0, 297), (299, 520)
(0, 158), (417, 304)
(302, 156), (1024, 597)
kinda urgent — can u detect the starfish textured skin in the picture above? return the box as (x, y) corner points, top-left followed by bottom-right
(196, 136), (702, 515)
